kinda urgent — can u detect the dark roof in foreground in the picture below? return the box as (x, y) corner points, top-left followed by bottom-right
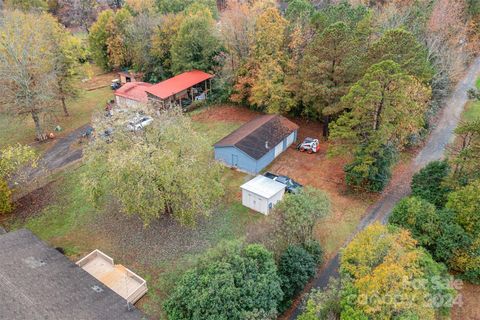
(214, 115), (299, 160)
(0, 229), (145, 320)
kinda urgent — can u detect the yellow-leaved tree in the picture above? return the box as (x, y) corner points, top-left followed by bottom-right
(300, 223), (455, 320)
(232, 5), (295, 114)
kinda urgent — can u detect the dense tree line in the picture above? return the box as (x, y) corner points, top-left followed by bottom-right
(299, 118), (480, 318)
(82, 0), (479, 191)
(87, 0), (221, 80)
(388, 118), (480, 284)
(8, 0), (475, 190)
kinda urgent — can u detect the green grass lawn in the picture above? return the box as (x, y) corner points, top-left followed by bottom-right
(5, 110), (258, 318)
(8, 162), (257, 319)
(191, 119), (243, 145)
(0, 87), (112, 150)
(463, 77), (480, 122)
(464, 100), (480, 121)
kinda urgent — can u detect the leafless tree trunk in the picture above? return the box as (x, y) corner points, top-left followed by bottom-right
(31, 111), (47, 141)
(61, 97), (69, 116)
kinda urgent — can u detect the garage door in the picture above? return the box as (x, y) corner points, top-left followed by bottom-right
(286, 132), (295, 146)
(274, 142), (283, 158)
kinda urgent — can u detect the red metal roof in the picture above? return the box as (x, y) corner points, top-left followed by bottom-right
(114, 82), (153, 103)
(145, 70), (213, 100)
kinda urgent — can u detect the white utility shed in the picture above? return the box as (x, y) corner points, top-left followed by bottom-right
(240, 175), (286, 214)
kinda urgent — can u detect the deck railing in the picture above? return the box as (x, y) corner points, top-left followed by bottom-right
(76, 249), (148, 304)
(76, 249), (114, 267)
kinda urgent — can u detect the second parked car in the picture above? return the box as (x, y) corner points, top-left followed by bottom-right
(264, 172), (303, 194)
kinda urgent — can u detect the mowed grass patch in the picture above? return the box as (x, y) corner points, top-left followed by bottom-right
(0, 87), (112, 149)
(19, 166), (97, 254)
(191, 119), (243, 145)
(464, 77), (480, 121)
(464, 100), (480, 121)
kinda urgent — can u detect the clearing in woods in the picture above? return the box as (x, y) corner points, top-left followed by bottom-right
(192, 105), (379, 258)
(5, 104), (381, 318)
(7, 93), (478, 318)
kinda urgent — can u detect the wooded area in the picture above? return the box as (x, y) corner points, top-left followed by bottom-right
(1, 0), (480, 319)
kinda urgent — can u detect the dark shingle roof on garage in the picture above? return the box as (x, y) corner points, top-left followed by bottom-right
(0, 229), (145, 320)
(214, 115), (299, 160)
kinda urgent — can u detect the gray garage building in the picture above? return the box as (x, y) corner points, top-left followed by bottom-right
(214, 115), (299, 174)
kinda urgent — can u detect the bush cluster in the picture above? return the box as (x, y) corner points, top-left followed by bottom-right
(0, 178), (12, 214)
(389, 162), (480, 284)
(165, 239), (324, 319)
(345, 144), (397, 192)
(278, 245), (317, 311)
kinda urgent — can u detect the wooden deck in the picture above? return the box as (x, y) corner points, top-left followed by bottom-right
(77, 250), (147, 304)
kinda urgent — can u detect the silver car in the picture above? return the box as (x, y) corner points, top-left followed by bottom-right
(126, 116), (153, 131)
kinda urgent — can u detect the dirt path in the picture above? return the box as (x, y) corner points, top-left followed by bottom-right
(22, 124), (91, 184)
(286, 57), (480, 319)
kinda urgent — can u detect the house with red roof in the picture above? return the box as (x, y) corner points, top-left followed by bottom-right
(114, 82), (153, 108)
(114, 70), (213, 109)
(146, 70), (213, 109)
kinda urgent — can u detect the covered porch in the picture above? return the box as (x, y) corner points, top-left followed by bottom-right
(145, 70), (213, 110)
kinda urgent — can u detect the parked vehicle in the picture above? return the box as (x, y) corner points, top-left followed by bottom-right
(264, 172), (278, 180)
(111, 79), (121, 90)
(297, 137), (320, 154)
(263, 172), (303, 194)
(126, 116), (153, 131)
(79, 127), (94, 144)
(181, 98), (192, 108)
(99, 127), (114, 143)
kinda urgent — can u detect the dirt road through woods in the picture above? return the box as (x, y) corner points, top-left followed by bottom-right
(285, 57), (480, 319)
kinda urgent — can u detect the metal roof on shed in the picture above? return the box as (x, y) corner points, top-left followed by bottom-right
(145, 70), (213, 100)
(240, 175), (286, 199)
(114, 82), (152, 103)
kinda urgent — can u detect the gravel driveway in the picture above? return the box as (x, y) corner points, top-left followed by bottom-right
(22, 124), (92, 183)
(286, 57), (480, 320)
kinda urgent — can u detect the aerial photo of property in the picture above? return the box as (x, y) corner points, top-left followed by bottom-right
(1, 0), (479, 319)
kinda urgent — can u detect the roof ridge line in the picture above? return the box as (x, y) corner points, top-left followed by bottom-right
(232, 114), (279, 147)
